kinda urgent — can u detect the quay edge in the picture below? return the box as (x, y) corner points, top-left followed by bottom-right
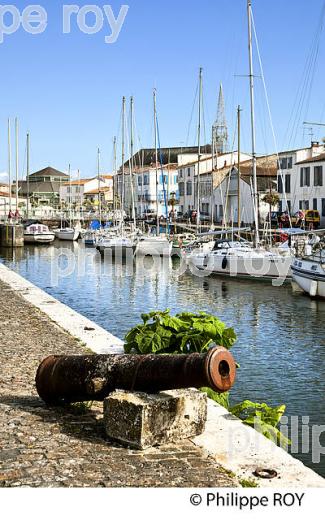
(0, 262), (324, 487)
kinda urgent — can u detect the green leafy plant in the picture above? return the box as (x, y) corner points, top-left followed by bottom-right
(124, 309), (289, 447)
(230, 400), (290, 449)
(124, 310), (237, 354)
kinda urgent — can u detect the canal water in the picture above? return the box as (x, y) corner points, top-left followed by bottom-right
(1, 241), (325, 478)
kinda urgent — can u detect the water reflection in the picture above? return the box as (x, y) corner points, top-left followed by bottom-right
(1, 242), (325, 476)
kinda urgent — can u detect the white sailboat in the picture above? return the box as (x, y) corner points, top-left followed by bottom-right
(135, 235), (172, 256)
(54, 164), (80, 241)
(186, 0), (293, 283)
(291, 235), (325, 297)
(55, 227), (80, 241)
(97, 97), (137, 258)
(135, 89), (172, 257)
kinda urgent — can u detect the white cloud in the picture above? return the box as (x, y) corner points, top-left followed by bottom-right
(0, 172), (8, 183)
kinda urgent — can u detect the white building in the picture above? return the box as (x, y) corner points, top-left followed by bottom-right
(277, 142), (325, 223)
(212, 155), (277, 225)
(177, 152), (251, 216)
(134, 165), (179, 217)
(0, 191), (26, 219)
(60, 175), (113, 206)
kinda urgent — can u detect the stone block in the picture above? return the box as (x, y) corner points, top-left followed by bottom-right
(103, 388), (207, 449)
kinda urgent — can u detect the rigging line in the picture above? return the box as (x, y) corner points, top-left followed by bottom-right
(286, 1), (325, 148)
(186, 81), (199, 147)
(303, 17), (324, 122)
(303, 2), (325, 118)
(251, 10), (292, 226)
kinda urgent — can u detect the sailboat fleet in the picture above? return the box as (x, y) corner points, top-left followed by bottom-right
(5, 0), (325, 298)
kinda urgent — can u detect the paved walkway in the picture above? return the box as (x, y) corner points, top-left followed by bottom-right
(0, 279), (238, 487)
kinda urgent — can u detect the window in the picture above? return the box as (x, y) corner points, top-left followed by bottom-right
(322, 199), (325, 217)
(138, 176), (142, 186)
(178, 182), (184, 196)
(277, 175), (283, 193)
(279, 156), (293, 170)
(179, 169), (183, 179)
(287, 200), (291, 213)
(285, 174), (291, 193)
(279, 201), (283, 213)
(202, 203), (209, 214)
(186, 181), (192, 196)
(280, 157), (287, 170)
(300, 167), (310, 187)
(187, 168), (191, 177)
(174, 175), (177, 184)
(219, 205), (223, 218)
(143, 174), (149, 185)
(313, 198), (318, 210)
(299, 200), (309, 210)
(314, 166), (323, 186)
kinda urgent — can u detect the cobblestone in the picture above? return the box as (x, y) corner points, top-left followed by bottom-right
(0, 279), (238, 487)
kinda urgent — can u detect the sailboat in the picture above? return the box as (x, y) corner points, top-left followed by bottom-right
(291, 234), (325, 297)
(54, 164), (80, 241)
(135, 89), (172, 257)
(97, 97), (137, 258)
(186, 0), (293, 282)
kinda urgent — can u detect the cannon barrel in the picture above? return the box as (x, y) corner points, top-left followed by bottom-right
(35, 346), (236, 405)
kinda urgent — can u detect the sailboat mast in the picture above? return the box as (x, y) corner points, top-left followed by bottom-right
(15, 117), (19, 214)
(153, 89), (159, 236)
(113, 136), (117, 225)
(247, 0), (259, 246)
(130, 96), (136, 228)
(237, 106), (241, 229)
(77, 168), (81, 217)
(121, 96), (126, 232)
(27, 132), (30, 220)
(8, 119), (11, 214)
(196, 67), (203, 231)
(68, 163), (71, 225)
(97, 148), (102, 225)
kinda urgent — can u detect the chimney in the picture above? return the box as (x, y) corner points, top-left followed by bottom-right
(311, 141), (320, 157)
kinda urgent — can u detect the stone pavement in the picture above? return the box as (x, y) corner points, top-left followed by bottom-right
(0, 279), (238, 488)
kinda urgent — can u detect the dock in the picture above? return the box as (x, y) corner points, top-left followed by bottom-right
(0, 275), (237, 487)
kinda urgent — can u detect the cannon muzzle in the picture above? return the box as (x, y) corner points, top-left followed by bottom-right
(36, 346), (236, 405)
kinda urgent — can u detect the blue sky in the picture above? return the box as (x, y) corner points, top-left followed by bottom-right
(0, 0), (325, 180)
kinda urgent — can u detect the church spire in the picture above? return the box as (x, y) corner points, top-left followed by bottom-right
(212, 83), (228, 155)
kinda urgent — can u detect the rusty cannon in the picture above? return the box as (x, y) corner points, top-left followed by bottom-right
(36, 346), (236, 405)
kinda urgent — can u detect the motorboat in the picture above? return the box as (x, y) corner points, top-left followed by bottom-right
(24, 223), (55, 244)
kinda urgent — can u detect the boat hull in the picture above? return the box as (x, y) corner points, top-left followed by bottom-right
(24, 233), (55, 244)
(97, 244), (136, 258)
(55, 229), (80, 241)
(188, 250), (292, 281)
(292, 258), (325, 297)
(135, 238), (172, 257)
